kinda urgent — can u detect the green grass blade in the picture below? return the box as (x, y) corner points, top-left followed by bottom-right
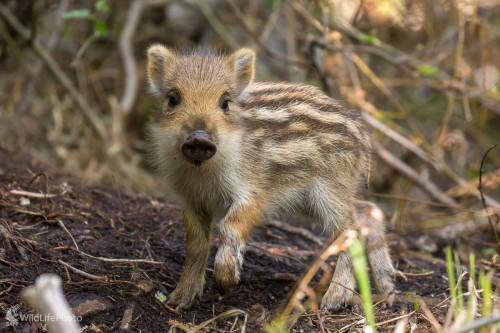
(446, 247), (458, 316)
(467, 252), (476, 323)
(350, 238), (376, 333)
(454, 251), (464, 310)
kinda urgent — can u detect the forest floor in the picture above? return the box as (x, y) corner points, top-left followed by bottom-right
(0, 151), (492, 332)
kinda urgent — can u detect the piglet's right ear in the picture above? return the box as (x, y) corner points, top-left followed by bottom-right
(229, 48), (255, 94)
(147, 44), (174, 97)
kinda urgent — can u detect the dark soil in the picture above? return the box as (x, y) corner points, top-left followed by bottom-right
(0, 151), (489, 332)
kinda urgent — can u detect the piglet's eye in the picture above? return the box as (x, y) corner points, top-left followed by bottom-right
(166, 89), (180, 108)
(168, 95), (178, 108)
(220, 93), (231, 114)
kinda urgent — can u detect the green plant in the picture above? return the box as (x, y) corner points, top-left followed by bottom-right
(350, 238), (376, 333)
(62, 0), (109, 36)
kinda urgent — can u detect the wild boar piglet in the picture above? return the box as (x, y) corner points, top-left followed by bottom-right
(146, 45), (395, 310)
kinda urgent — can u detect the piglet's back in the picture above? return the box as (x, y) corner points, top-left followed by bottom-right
(236, 81), (371, 188)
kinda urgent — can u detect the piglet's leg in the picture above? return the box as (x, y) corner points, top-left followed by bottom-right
(357, 201), (395, 296)
(168, 208), (212, 309)
(214, 199), (264, 295)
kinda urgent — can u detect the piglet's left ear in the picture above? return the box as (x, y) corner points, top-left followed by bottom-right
(228, 48), (255, 94)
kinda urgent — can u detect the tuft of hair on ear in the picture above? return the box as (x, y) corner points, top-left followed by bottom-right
(147, 44), (174, 97)
(229, 48), (255, 94)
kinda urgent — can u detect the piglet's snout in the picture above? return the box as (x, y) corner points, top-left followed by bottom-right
(181, 130), (217, 163)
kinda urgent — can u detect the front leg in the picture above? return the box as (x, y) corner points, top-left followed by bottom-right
(168, 208), (212, 309)
(214, 199), (264, 295)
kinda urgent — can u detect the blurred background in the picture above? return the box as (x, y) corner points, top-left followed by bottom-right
(0, 0), (499, 248)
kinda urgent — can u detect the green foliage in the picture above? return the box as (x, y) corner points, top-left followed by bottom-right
(63, 0), (109, 37)
(349, 238), (376, 333)
(265, 320), (289, 333)
(95, 0), (110, 12)
(479, 270), (493, 318)
(93, 20), (108, 36)
(417, 64), (439, 77)
(357, 32), (382, 46)
(62, 9), (91, 19)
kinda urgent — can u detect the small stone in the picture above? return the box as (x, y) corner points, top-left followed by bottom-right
(19, 197), (30, 206)
(71, 298), (108, 318)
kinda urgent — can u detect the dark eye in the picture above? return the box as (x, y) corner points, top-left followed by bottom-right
(168, 95), (178, 107)
(220, 94), (230, 114)
(166, 89), (180, 108)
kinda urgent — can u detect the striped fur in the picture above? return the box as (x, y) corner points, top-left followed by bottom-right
(146, 46), (394, 310)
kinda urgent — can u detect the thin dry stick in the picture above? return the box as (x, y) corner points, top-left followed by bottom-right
(195, 0), (239, 49)
(448, 313), (500, 333)
(119, 0), (169, 114)
(264, 219), (324, 246)
(17, 0), (69, 116)
(478, 144), (500, 252)
(74, 248), (162, 265)
(362, 113), (439, 169)
(58, 260), (108, 281)
(375, 311), (416, 327)
(0, 3), (108, 144)
(418, 298), (443, 333)
(223, 0), (307, 67)
(278, 230), (356, 323)
(9, 187), (68, 198)
(372, 141), (459, 207)
(57, 219), (79, 250)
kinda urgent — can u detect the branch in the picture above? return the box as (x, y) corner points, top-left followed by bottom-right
(372, 141), (459, 207)
(0, 3), (108, 144)
(16, 0), (69, 116)
(119, 0), (170, 115)
(223, 0), (308, 67)
(478, 144), (500, 251)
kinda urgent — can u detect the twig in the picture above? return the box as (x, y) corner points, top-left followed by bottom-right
(73, 248), (163, 265)
(418, 298), (443, 333)
(316, 309), (326, 333)
(195, 0), (239, 49)
(0, 3), (108, 144)
(478, 144), (500, 252)
(396, 270), (434, 278)
(119, 0), (169, 115)
(119, 302), (137, 331)
(8, 188), (67, 198)
(375, 311), (416, 327)
(190, 309), (248, 333)
(372, 141), (459, 207)
(448, 313), (500, 333)
(16, 0), (69, 116)
(362, 113), (439, 169)
(264, 219), (324, 246)
(222, 0), (307, 67)
(57, 219), (79, 250)
(278, 230), (356, 323)
(58, 260), (108, 281)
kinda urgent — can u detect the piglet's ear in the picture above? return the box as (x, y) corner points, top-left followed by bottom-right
(147, 44), (174, 97)
(228, 48), (255, 94)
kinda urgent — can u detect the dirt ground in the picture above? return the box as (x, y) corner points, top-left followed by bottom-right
(0, 151), (495, 332)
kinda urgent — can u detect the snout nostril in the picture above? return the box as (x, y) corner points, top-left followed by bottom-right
(181, 132), (217, 163)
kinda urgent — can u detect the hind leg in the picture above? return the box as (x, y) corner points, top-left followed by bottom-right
(307, 182), (357, 310)
(357, 201), (395, 295)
